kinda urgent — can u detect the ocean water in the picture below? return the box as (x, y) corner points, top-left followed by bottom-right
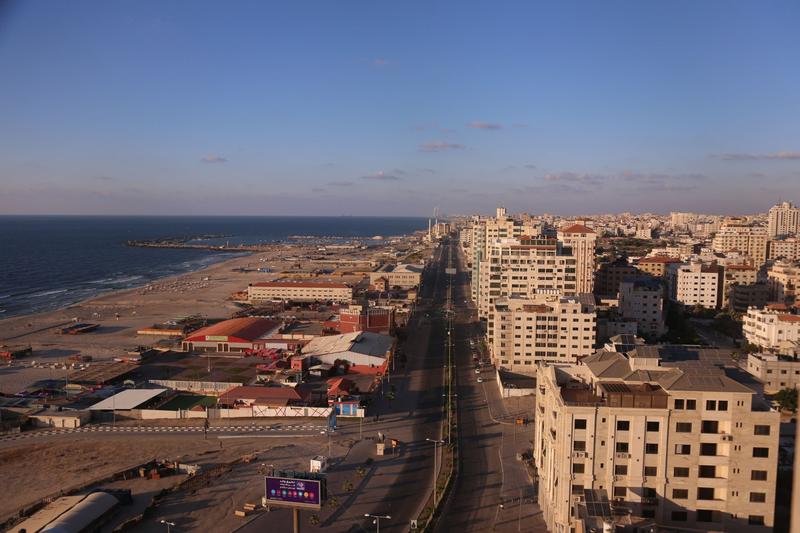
(0, 216), (427, 319)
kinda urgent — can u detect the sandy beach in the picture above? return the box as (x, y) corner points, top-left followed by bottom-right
(0, 251), (298, 393)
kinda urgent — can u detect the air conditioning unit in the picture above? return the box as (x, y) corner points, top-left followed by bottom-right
(721, 434), (733, 441)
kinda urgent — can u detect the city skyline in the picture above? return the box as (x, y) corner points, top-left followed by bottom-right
(1, 1), (799, 216)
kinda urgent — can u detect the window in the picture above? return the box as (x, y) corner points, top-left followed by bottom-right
(573, 441), (586, 452)
(646, 421), (660, 432)
(697, 509), (714, 522)
(686, 399), (696, 410)
(672, 511), (687, 521)
(673, 467), (689, 477)
(645, 443), (659, 454)
(571, 484), (584, 495)
(749, 516), (765, 526)
(706, 400), (717, 411)
(613, 486), (626, 498)
(572, 463), (585, 474)
(616, 420), (630, 431)
(674, 399), (684, 410)
(753, 447), (770, 458)
(718, 400), (728, 411)
(675, 444), (691, 455)
(749, 492), (766, 503)
(675, 422), (692, 433)
(751, 470), (768, 481)
(754, 425), (771, 436)
(672, 488), (688, 499)
(616, 442), (629, 453)
(697, 488), (715, 500)
(700, 443), (717, 456)
(644, 466), (657, 476)
(701, 420), (719, 434)
(698, 465), (716, 478)
(614, 464), (628, 475)
(574, 419), (587, 430)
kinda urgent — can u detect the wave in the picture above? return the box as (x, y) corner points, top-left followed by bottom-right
(28, 288), (69, 298)
(88, 275), (145, 285)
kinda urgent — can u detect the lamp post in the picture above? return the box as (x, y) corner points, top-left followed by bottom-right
(364, 513), (391, 533)
(160, 520), (176, 533)
(426, 438), (445, 506)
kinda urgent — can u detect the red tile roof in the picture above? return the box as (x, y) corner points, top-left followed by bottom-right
(223, 385), (302, 403)
(777, 315), (800, 323)
(559, 224), (595, 234)
(637, 256), (681, 264)
(185, 317), (280, 342)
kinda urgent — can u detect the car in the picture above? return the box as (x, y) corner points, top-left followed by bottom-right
(474, 368), (481, 374)
(477, 377), (484, 383)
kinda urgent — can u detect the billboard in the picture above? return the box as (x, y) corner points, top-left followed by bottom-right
(265, 476), (323, 510)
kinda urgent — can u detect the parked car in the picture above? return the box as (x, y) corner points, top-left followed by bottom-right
(477, 377), (484, 383)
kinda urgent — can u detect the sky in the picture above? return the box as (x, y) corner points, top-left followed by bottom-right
(0, 1), (799, 217)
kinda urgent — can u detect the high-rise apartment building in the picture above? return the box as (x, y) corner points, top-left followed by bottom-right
(721, 264), (758, 309)
(476, 236), (578, 319)
(768, 237), (800, 261)
(488, 293), (595, 374)
(766, 260), (800, 305)
(767, 201), (800, 238)
(535, 347), (779, 533)
(558, 223), (597, 294)
(712, 220), (768, 266)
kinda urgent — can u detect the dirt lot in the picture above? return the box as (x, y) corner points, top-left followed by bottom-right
(0, 433), (326, 525)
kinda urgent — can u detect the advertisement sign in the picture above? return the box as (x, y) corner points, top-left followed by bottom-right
(205, 335), (228, 342)
(265, 476), (323, 510)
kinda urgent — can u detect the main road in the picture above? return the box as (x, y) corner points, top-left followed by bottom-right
(435, 240), (548, 532)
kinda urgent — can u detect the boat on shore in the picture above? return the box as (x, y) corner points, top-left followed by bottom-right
(59, 322), (100, 335)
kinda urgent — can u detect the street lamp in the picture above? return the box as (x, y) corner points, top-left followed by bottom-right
(364, 513), (391, 533)
(426, 438), (445, 506)
(160, 520), (176, 533)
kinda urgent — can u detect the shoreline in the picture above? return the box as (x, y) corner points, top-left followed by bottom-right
(0, 251), (251, 323)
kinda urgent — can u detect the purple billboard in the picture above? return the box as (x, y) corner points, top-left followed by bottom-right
(265, 476), (323, 509)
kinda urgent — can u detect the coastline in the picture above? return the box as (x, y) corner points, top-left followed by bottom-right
(0, 250), (283, 370)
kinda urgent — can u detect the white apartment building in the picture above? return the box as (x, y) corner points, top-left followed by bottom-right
(619, 277), (666, 338)
(768, 237), (800, 261)
(477, 236), (579, 320)
(469, 208), (540, 305)
(744, 352), (800, 394)
(489, 293), (595, 374)
(535, 347), (779, 533)
(667, 262), (721, 309)
(766, 260), (800, 305)
(743, 306), (800, 353)
(767, 201), (800, 238)
(558, 223), (597, 294)
(711, 220), (768, 266)
(247, 280), (353, 303)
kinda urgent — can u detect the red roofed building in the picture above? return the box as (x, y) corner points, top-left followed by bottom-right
(220, 385), (303, 407)
(636, 256), (683, 277)
(182, 317), (281, 353)
(247, 280), (353, 303)
(325, 305), (393, 335)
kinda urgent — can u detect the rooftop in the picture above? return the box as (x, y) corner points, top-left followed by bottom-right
(89, 388), (168, 410)
(186, 317), (281, 342)
(251, 280), (350, 289)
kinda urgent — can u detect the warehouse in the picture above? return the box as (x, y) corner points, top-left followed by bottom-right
(302, 331), (394, 372)
(181, 317), (281, 353)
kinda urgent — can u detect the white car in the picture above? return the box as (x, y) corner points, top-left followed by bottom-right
(477, 377), (484, 383)
(474, 368), (481, 374)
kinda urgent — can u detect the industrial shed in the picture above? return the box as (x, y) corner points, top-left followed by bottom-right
(181, 317), (281, 353)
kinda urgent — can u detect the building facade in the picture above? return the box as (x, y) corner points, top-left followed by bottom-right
(721, 264), (758, 309)
(489, 294), (595, 374)
(744, 352), (800, 394)
(711, 220), (768, 266)
(767, 201), (800, 238)
(558, 224), (597, 294)
(535, 351), (779, 533)
(743, 307), (800, 353)
(247, 280), (353, 303)
(668, 262), (721, 309)
(619, 278), (666, 338)
(767, 261), (800, 305)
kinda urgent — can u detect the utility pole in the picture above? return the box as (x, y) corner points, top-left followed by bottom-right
(364, 513), (391, 533)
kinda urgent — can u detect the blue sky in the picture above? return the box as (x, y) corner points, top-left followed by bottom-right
(0, 1), (798, 216)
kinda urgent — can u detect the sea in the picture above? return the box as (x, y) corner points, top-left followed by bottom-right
(0, 216), (428, 319)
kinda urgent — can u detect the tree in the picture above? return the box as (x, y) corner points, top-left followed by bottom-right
(774, 388), (798, 413)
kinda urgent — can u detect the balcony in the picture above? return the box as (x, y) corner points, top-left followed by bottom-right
(615, 453), (631, 460)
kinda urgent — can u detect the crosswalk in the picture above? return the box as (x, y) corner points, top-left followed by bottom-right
(0, 424), (329, 442)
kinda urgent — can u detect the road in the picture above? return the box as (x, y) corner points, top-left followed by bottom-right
(240, 239), (452, 532)
(436, 242), (547, 532)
